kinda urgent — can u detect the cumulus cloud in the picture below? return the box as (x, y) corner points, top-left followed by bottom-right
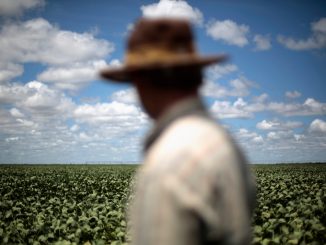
(0, 81), (148, 163)
(110, 88), (139, 104)
(285, 90), (301, 99)
(0, 18), (113, 66)
(251, 98), (326, 117)
(0, 81), (77, 164)
(247, 128), (325, 163)
(253, 93), (269, 103)
(268, 98), (326, 116)
(71, 101), (149, 158)
(0, 82), (30, 104)
(141, 0), (203, 25)
(256, 120), (275, 130)
(294, 134), (305, 141)
(235, 128), (264, 144)
(0, 63), (23, 83)
(256, 119), (303, 131)
(5, 137), (19, 142)
(0, 15), (149, 163)
(0, 81), (74, 118)
(37, 60), (108, 91)
(73, 102), (147, 128)
(267, 131), (293, 141)
(108, 59), (122, 68)
(0, 0), (44, 16)
(70, 124), (80, 132)
(277, 17), (326, 50)
(0, 18), (114, 89)
(210, 98), (252, 119)
(226, 116), (326, 164)
(206, 19), (250, 47)
(237, 128), (259, 138)
(253, 34), (271, 51)
(252, 135), (264, 143)
(210, 97), (326, 119)
(201, 76), (254, 99)
(10, 108), (24, 118)
(206, 64), (238, 80)
(309, 119), (326, 133)
(23, 83), (74, 118)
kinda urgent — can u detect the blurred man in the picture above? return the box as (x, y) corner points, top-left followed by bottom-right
(100, 18), (255, 245)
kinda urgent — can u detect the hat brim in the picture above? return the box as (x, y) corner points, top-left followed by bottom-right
(100, 54), (227, 83)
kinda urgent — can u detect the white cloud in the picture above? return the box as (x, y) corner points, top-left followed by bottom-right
(0, 81), (75, 118)
(237, 128), (257, 138)
(235, 128), (264, 144)
(226, 119), (326, 164)
(206, 64), (238, 80)
(201, 76), (253, 99)
(70, 124), (80, 132)
(109, 59), (122, 68)
(294, 134), (305, 141)
(16, 118), (36, 127)
(0, 81), (79, 163)
(0, 15), (149, 163)
(267, 131), (293, 141)
(309, 119), (326, 133)
(141, 0), (203, 25)
(0, 18), (113, 66)
(285, 90), (301, 99)
(0, 0), (44, 16)
(209, 96), (326, 119)
(0, 62), (23, 83)
(72, 101), (149, 153)
(110, 88), (139, 104)
(256, 119), (303, 130)
(206, 19), (250, 47)
(253, 93), (269, 103)
(252, 135), (264, 143)
(266, 98), (326, 116)
(0, 18), (114, 89)
(5, 137), (19, 142)
(73, 101), (147, 127)
(253, 34), (271, 51)
(277, 17), (326, 50)
(10, 108), (24, 118)
(210, 98), (252, 119)
(257, 120), (276, 130)
(0, 83), (29, 104)
(21, 81), (74, 117)
(78, 131), (100, 142)
(37, 60), (108, 91)
(229, 78), (254, 96)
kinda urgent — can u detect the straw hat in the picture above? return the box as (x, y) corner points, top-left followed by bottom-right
(100, 18), (227, 82)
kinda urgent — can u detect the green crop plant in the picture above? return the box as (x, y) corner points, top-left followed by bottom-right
(0, 164), (325, 244)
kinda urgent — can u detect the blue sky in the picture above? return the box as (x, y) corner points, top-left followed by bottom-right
(0, 0), (325, 163)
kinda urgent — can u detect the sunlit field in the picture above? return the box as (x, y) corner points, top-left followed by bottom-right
(0, 164), (325, 245)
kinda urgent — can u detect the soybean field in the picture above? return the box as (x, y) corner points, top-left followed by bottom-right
(0, 164), (325, 245)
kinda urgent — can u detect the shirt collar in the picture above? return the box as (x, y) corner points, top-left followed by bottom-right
(144, 96), (208, 152)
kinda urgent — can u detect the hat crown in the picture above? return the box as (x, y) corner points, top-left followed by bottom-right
(127, 18), (195, 54)
(100, 18), (226, 82)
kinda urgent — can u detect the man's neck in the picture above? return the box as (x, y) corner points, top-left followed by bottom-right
(152, 91), (199, 120)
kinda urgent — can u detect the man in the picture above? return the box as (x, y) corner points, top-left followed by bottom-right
(100, 18), (255, 245)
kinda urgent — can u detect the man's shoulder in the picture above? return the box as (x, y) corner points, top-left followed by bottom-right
(160, 114), (229, 148)
(146, 114), (237, 168)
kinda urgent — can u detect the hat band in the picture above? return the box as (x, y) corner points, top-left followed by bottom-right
(125, 47), (197, 67)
